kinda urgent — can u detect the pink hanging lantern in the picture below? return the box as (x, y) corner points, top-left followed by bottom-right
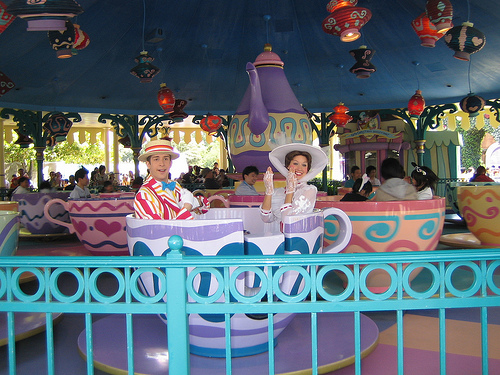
(169, 99), (188, 122)
(425, 0), (453, 33)
(411, 13), (445, 48)
(408, 90), (426, 118)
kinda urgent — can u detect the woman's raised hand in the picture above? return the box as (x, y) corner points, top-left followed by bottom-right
(264, 167), (274, 195)
(285, 168), (298, 195)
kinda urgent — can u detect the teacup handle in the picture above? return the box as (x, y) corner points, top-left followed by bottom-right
(322, 207), (352, 254)
(43, 198), (75, 233)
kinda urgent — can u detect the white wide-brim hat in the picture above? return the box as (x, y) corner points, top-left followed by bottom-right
(138, 139), (179, 162)
(269, 143), (328, 182)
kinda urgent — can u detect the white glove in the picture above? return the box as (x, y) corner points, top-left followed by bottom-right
(264, 167), (274, 195)
(285, 170), (298, 195)
(179, 189), (199, 209)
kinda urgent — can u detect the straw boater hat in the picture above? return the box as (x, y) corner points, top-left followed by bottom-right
(138, 139), (179, 162)
(269, 143), (328, 182)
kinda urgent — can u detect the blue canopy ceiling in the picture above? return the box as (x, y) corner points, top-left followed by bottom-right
(0, 0), (498, 116)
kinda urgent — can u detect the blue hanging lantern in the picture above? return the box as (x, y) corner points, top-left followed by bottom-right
(6, 0), (83, 31)
(130, 51), (160, 83)
(48, 20), (75, 59)
(43, 113), (73, 141)
(459, 93), (485, 117)
(444, 22), (486, 61)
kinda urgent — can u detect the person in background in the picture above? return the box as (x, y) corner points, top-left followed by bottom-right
(235, 166), (260, 195)
(411, 162), (439, 200)
(343, 166), (362, 188)
(70, 167), (92, 199)
(470, 166), (495, 182)
(131, 176), (144, 190)
(261, 143), (328, 224)
(340, 178), (373, 201)
(96, 165), (107, 186)
(134, 139), (202, 220)
(38, 180), (53, 193)
(204, 170), (220, 189)
(217, 169), (230, 187)
(365, 165), (381, 186)
(374, 158), (417, 201)
(64, 175), (76, 191)
(101, 180), (115, 193)
(12, 177), (31, 195)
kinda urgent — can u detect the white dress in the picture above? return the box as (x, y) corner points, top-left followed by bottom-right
(417, 186), (433, 200)
(260, 182), (317, 223)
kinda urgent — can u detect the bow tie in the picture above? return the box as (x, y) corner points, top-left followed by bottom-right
(161, 181), (176, 191)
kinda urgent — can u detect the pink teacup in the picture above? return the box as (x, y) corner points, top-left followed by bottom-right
(44, 197), (134, 255)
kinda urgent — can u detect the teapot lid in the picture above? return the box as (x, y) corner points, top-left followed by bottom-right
(254, 44), (284, 67)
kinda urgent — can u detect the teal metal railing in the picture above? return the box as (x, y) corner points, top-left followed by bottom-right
(1, 238), (499, 375)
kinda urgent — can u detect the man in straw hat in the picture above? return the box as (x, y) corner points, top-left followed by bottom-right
(134, 139), (201, 220)
(260, 143), (327, 223)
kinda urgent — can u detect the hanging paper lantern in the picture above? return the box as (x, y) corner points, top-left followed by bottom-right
(0, 2), (16, 34)
(411, 13), (445, 48)
(425, 0), (453, 33)
(0, 71), (15, 97)
(46, 136), (57, 147)
(130, 51), (160, 83)
(200, 114), (223, 135)
(349, 45), (376, 78)
(444, 22), (486, 61)
(72, 23), (90, 54)
(48, 20), (74, 59)
(169, 99), (188, 123)
(408, 90), (426, 118)
(157, 83), (176, 114)
(14, 129), (33, 148)
(43, 113), (73, 141)
(326, 0), (358, 13)
(322, 1), (372, 42)
(6, 0), (83, 31)
(328, 103), (353, 127)
(118, 135), (132, 148)
(460, 93), (485, 117)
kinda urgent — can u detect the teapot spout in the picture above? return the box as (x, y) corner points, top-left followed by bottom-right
(246, 62), (269, 134)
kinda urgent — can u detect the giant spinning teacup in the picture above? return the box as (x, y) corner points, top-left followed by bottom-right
(44, 197), (135, 255)
(126, 207), (352, 357)
(13, 192), (70, 234)
(0, 211), (20, 256)
(457, 185), (500, 246)
(229, 44), (313, 173)
(317, 198), (446, 292)
(446, 181), (499, 218)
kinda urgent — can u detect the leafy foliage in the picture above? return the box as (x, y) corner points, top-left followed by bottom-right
(174, 133), (220, 168)
(456, 120), (485, 170)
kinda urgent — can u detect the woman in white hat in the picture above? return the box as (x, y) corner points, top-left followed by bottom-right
(134, 139), (201, 220)
(260, 143), (328, 223)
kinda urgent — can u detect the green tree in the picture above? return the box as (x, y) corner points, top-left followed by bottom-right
(457, 120), (485, 170)
(174, 133), (220, 168)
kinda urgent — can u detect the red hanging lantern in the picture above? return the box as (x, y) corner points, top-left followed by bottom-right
(322, 1), (372, 42)
(0, 2), (16, 34)
(200, 114), (223, 135)
(425, 0), (453, 33)
(408, 90), (426, 118)
(72, 23), (90, 54)
(349, 45), (376, 78)
(157, 83), (176, 114)
(411, 13), (445, 48)
(328, 103), (353, 127)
